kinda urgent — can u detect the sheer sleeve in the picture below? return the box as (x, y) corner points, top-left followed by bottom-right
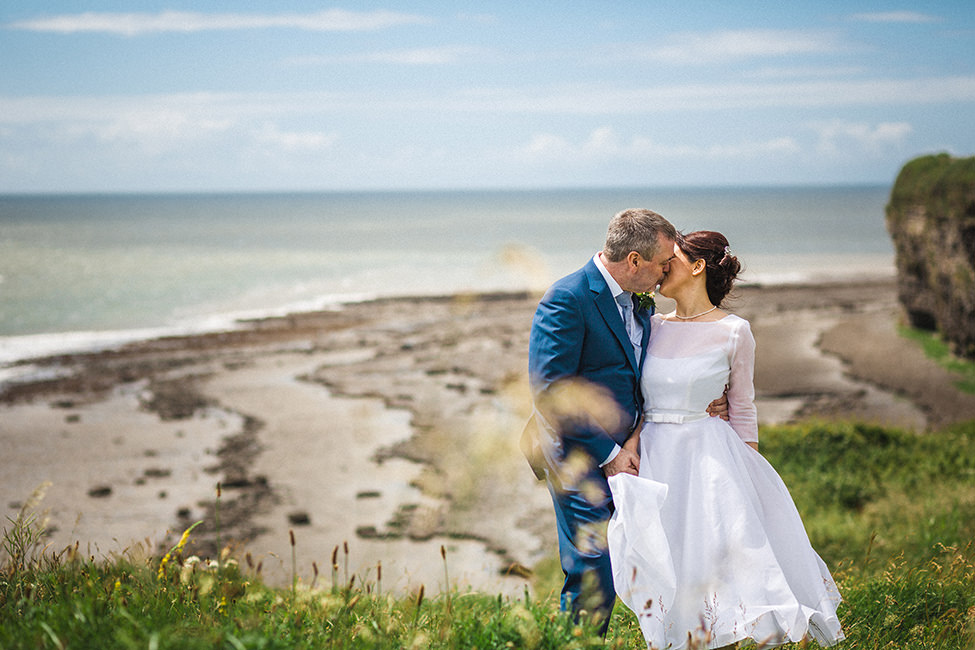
(727, 318), (758, 443)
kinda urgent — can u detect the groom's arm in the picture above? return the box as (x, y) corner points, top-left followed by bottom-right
(528, 286), (583, 396)
(528, 286), (619, 465)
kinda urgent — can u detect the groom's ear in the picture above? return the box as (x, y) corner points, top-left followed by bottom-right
(626, 250), (643, 270)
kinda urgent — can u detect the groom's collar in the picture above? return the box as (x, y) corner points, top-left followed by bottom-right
(592, 252), (627, 300)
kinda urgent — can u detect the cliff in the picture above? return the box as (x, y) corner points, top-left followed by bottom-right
(886, 153), (975, 359)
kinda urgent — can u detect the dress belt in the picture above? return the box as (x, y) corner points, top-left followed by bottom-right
(645, 410), (709, 424)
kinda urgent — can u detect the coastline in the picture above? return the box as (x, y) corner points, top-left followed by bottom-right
(2, 278), (973, 596)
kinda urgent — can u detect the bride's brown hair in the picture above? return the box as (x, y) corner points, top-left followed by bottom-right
(678, 231), (741, 307)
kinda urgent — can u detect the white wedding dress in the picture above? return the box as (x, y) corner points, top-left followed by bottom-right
(607, 314), (844, 649)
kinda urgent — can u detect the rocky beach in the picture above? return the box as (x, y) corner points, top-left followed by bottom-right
(2, 278), (974, 597)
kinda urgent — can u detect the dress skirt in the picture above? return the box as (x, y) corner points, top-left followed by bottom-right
(607, 416), (844, 649)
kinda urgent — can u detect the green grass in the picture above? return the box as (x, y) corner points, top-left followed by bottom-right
(4, 420), (975, 649)
(899, 325), (975, 393)
(887, 153), (975, 219)
(761, 420), (975, 570)
(1, 553), (607, 650)
(837, 547), (975, 649)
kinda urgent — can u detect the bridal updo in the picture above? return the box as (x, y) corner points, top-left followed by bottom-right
(678, 231), (741, 307)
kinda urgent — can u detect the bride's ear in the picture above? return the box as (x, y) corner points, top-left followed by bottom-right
(691, 259), (706, 276)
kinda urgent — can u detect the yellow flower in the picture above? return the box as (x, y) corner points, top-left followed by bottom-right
(158, 521), (202, 580)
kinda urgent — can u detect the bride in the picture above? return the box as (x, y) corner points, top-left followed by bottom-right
(607, 231), (845, 649)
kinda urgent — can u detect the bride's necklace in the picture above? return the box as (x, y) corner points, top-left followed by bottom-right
(672, 305), (718, 320)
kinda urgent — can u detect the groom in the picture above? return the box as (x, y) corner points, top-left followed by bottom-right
(526, 208), (726, 634)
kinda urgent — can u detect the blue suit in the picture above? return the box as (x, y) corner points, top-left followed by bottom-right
(527, 257), (651, 633)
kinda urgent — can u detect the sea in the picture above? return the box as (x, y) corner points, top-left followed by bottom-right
(0, 186), (895, 368)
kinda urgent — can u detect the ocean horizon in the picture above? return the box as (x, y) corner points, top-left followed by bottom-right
(0, 184), (895, 367)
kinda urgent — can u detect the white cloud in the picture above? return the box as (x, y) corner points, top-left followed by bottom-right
(520, 133), (573, 159)
(743, 65), (869, 79)
(849, 11), (939, 24)
(255, 124), (337, 152)
(628, 29), (844, 65)
(90, 109), (232, 143)
(38, 104), (233, 153)
(0, 94), (242, 156)
(519, 128), (635, 161)
(6, 9), (429, 36)
(0, 76), (971, 140)
(0, 92), (334, 126)
(456, 13), (498, 25)
(366, 46), (479, 65)
(810, 120), (913, 154)
(286, 46), (482, 66)
(451, 76), (975, 113)
(629, 136), (801, 160)
(518, 126), (800, 163)
(583, 126), (620, 154)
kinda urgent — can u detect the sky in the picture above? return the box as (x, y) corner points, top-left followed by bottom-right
(1, 1), (973, 193)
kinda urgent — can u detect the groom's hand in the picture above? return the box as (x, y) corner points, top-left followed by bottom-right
(603, 447), (639, 477)
(707, 385), (730, 421)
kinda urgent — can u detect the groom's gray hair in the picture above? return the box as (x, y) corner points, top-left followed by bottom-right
(603, 209), (678, 263)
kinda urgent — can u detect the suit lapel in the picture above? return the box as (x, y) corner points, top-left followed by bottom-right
(585, 261), (640, 373)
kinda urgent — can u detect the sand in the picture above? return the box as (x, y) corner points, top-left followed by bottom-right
(2, 279), (973, 596)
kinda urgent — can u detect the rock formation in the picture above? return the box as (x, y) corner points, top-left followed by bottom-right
(886, 153), (975, 359)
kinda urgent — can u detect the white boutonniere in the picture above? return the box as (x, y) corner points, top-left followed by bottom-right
(636, 291), (655, 311)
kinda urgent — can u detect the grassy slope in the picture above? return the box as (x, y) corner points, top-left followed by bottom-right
(4, 327), (975, 648)
(4, 418), (974, 649)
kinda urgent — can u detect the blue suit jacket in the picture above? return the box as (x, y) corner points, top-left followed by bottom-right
(528, 258), (652, 468)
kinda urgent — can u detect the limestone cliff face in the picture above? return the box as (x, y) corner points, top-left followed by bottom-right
(885, 154), (975, 359)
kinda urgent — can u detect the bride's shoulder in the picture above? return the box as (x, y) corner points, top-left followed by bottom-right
(722, 314), (756, 345)
(721, 312), (752, 329)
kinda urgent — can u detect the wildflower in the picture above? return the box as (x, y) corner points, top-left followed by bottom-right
(157, 521), (202, 580)
(407, 631), (430, 650)
(180, 556), (201, 585)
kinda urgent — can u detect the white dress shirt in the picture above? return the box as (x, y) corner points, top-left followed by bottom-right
(592, 253), (643, 467)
